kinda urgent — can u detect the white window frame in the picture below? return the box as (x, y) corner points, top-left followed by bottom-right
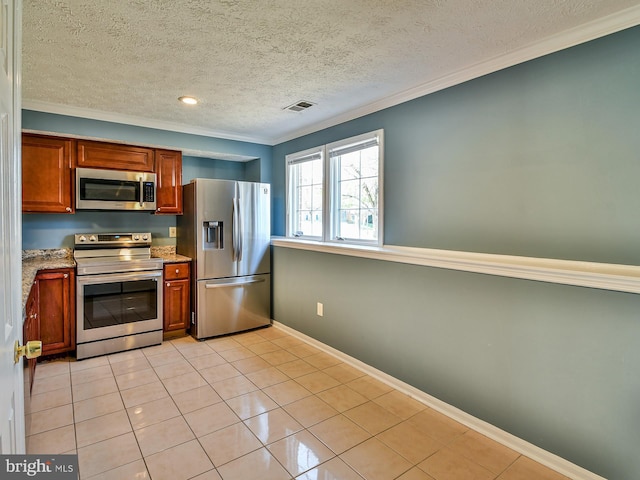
(285, 146), (325, 241)
(285, 129), (384, 246)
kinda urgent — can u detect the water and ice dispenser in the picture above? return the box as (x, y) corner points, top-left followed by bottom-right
(203, 221), (223, 249)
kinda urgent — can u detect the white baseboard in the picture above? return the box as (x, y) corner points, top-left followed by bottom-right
(272, 321), (606, 480)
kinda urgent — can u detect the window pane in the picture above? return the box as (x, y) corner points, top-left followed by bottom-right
(360, 177), (378, 209)
(339, 153), (360, 180)
(312, 185), (322, 211)
(339, 209), (359, 239)
(299, 162), (314, 184)
(312, 160), (323, 182)
(339, 179), (360, 209)
(361, 208), (378, 240)
(310, 209), (323, 236)
(360, 148), (379, 178)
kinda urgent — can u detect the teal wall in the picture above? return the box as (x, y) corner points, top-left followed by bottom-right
(272, 26), (640, 266)
(21, 111), (271, 249)
(271, 26), (640, 479)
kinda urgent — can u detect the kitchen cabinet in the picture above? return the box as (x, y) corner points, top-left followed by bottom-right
(77, 140), (155, 172)
(155, 149), (183, 214)
(23, 284), (39, 393)
(36, 268), (75, 356)
(22, 133), (75, 213)
(163, 262), (190, 332)
(23, 133), (184, 215)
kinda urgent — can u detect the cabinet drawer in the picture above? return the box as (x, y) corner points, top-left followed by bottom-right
(164, 262), (190, 280)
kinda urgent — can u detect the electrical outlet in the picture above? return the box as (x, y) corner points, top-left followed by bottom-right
(169, 227), (177, 238)
(317, 302), (324, 317)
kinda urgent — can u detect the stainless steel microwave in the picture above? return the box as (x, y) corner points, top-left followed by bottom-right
(76, 167), (156, 211)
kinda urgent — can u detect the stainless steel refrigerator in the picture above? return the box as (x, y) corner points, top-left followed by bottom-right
(176, 179), (271, 339)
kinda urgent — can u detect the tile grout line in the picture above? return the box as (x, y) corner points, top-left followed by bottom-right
(109, 353), (149, 480)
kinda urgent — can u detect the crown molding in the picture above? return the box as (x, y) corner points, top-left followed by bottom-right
(22, 99), (272, 145)
(272, 4), (640, 145)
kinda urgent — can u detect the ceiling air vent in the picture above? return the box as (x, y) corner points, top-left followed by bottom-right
(284, 100), (315, 112)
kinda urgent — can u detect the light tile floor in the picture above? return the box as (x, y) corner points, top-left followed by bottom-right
(26, 326), (571, 480)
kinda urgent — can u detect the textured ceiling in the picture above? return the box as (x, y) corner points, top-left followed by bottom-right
(22, 0), (640, 145)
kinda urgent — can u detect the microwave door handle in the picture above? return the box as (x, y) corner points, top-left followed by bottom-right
(139, 177), (144, 207)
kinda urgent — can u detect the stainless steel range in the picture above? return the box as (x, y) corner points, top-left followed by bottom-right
(74, 232), (163, 360)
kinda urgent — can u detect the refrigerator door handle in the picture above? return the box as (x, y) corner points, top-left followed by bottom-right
(232, 197), (239, 261)
(205, 278), (266, 288)
(237, 195), (243, 261)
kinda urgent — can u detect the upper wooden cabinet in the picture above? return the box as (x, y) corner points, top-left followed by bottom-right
(77, 140), (155, 172)
(22, 133), (75, 213)
(155, 149), (183, 214)
(22, 133), (183, 215)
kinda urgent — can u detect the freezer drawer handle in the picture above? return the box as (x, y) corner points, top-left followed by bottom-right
(205, 278), (265, 289)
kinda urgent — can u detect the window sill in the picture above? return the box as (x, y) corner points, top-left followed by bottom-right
(271, 237), (640, 294)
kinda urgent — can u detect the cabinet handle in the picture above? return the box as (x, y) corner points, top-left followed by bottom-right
(166, 282), (170, 287)
(175, 269), (179, 274)
(63, 273), (69, 278)
(65, 206), (72, 212)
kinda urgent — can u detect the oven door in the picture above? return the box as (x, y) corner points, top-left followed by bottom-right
(77, 270), (163, 344)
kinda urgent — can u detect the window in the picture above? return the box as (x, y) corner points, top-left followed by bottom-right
(286, 130), (383, 245)
(286, 147), (324, 239)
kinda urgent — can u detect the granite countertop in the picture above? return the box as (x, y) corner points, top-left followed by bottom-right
(150, 246), (191, 264)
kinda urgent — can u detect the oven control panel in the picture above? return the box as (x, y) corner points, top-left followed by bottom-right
(74, 232), (152, 248)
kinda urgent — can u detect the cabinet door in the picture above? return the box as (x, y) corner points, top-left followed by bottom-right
(37, 269), (75, 356)
(22, 134), (74, 213)
(77, 140), (155, 172)
(164, 278), (190, 331)
(155, 149), (183, 214)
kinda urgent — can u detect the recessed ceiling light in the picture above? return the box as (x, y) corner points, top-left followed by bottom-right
(178, 96), (198, 105)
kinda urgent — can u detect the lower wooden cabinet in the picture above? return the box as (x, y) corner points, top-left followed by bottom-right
(36, 268), (76, 356)
(163, 262), (190, 332)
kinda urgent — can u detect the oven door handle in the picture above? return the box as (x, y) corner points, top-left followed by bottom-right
(77, 270), (162, 285)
